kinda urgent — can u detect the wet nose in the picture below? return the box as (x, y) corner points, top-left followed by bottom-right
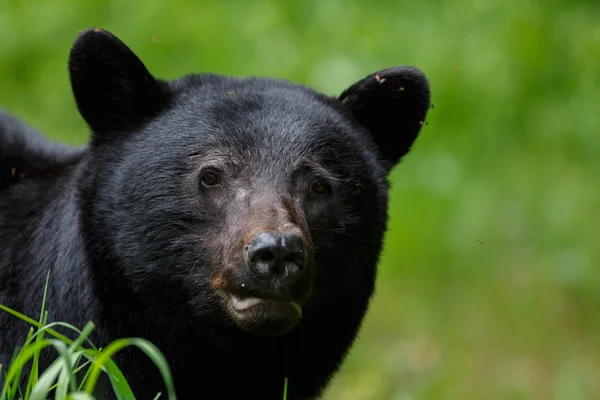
(246, 231), (306, 285)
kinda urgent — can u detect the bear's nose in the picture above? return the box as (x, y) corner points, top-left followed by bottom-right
(245, 231), (306, 285)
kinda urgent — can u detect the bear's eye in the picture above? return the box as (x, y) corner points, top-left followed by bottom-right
(311, 181), (330, 195)
(200, 171), (221, 187)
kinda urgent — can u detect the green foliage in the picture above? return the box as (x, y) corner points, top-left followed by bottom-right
(0, 0), (598, 398)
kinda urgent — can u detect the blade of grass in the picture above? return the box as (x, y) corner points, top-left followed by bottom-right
(29, 359), (62, 400)
(6, 327), (34, 399)
(83, 338), (176, 399)
(67, 322), (95, 351)
(26, 269), (52, 397)
(27, 310), (49, 397)
(283, 377), (288, 400)
(103, 358), (136, 400)
(56, 351), (84, 399)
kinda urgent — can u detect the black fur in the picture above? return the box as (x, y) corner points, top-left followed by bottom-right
(0, 109), (84, 190)
(0, 28), (430, 399)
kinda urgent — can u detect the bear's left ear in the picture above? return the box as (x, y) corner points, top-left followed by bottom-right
(69, 28), (172, 144)
(339, 66), (431, 172)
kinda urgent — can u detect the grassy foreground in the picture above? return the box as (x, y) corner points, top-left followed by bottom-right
(0, 303), (294, 400)
(0, 273), (177, 400)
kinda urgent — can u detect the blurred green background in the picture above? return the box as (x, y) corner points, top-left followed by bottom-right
(1, 0), (599, 398)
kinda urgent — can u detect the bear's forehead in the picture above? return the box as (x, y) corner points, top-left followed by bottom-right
(171, 75), (344, 123)
(133, 76), (375, 175)
(158, 77), (357, 151)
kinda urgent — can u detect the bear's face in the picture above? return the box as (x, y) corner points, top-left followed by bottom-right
(117, 85), (387, 336)
(70, 29), (430, 336)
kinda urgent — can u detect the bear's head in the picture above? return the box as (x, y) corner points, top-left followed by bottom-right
(71, 29), (430, 337)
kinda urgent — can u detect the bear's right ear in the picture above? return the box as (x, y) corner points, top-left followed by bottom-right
(69, 28), (171, 144)
(339, 66), (430, 172)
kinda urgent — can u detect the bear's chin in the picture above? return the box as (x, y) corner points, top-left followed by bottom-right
(227, 296), (303, 336)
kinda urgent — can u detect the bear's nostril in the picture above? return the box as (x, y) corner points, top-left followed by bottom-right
(258, 251), (275, 263)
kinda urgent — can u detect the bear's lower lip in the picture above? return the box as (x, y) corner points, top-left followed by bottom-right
(230, 296), (264, 310)
(230, 295), (302, 317)
(227, 295), (303, 335)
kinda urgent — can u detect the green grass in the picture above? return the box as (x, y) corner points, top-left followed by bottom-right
(1, 0), (599, 399)
(0, 273), (177, 400)
(0, 303), (293, 400)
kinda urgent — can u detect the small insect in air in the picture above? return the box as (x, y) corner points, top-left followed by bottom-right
(477, 239), (483, 245)
(152, 37), (158, 42)
(398, 87), (405, 92)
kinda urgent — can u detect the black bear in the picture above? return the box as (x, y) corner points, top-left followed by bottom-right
(0, 28), (430, 399)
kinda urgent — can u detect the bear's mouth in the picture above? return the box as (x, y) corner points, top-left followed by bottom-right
(227, 295), (303, 336)
(230, 295), (302, 316)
